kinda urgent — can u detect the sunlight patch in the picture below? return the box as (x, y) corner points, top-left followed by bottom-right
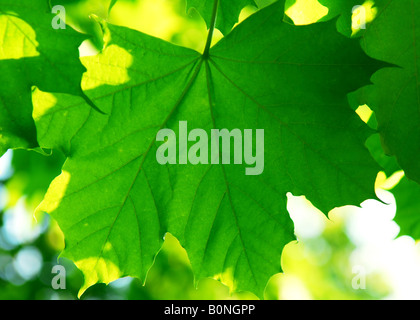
(81, 44), (133, 90)
(286, 0), (328, 25)
(76, 256), (122, 298)
(0, 15), (39, 59)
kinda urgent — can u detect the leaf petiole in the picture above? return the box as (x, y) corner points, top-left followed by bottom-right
(203, 0), (219, 59)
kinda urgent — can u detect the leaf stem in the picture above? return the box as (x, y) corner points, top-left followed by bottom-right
(203, 0), (219, 59)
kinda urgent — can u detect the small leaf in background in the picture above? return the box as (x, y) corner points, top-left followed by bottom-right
(318, 0), (366, 36)
(0, 0), (100, 156)
(360, 0), (420, 184)
(392, 176), (420, 240)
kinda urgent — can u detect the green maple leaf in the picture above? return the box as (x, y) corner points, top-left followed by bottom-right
(359, 0), (420, 184)
(34, 0), (381, 297)
(0, 0), (100, 156)
(392, 176), (420, 240)
(347, 91), (401, 177)
(187, 0), (257, 35)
